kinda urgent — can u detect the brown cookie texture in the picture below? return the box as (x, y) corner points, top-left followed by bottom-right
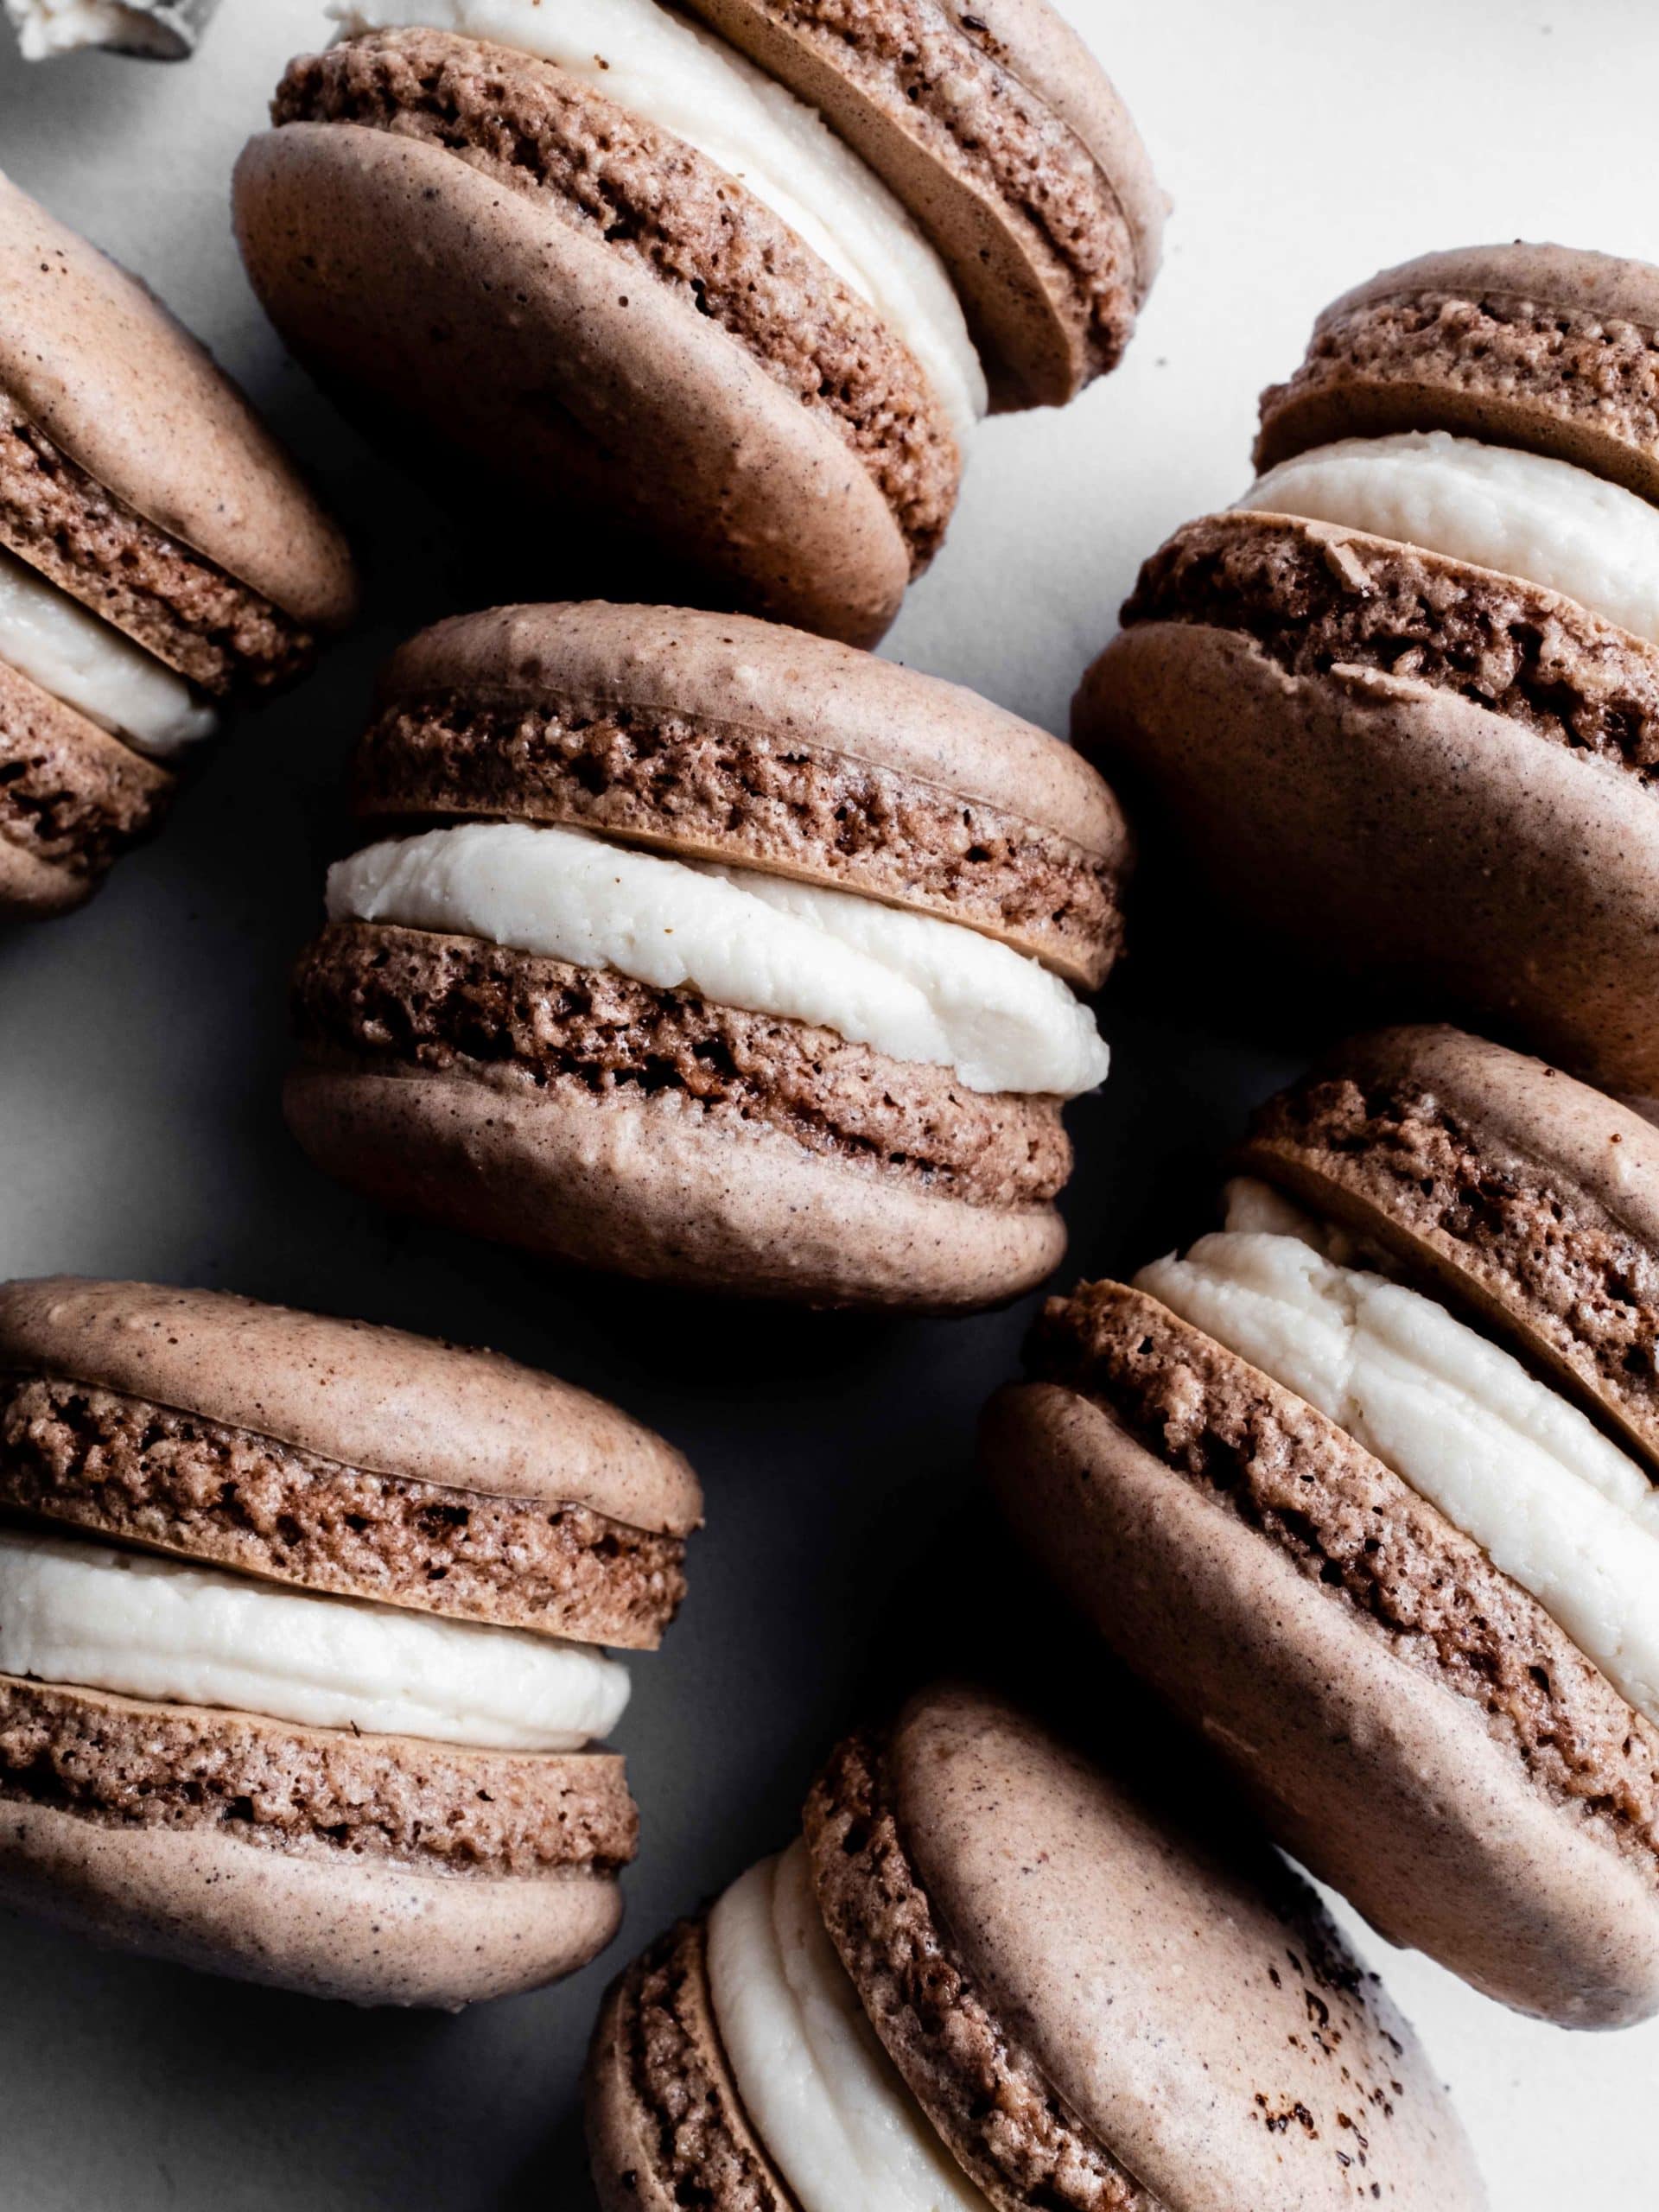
(274, 29), (958, 569)
(0, 1277), (700, 1539)
(0, 1372), (687, 1649)
(1256, 242), (1659, 499)
(363, 601), (1128, 987)
(0, 172), (355, 632)
(813, 1684), (1484, 2204)
(1074, 616), (1659, 1093)
(677, 0), (1160, 409)
(1242, 1025), (1659, 1475)
(1027, 1281), (1659, 1885)
(0, 1675), (637, 1877)
(0, 654), (172, 914)
(0, 393), (316, 696)
(805, 1723), (1158, 2212)
(586, 1915), (797, 2212)
(1121, 509), (1659, 783)
(294, 923), (1071, 1212)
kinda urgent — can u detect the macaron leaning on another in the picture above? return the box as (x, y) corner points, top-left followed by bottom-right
(0, 1277), (700, 2005)
(984, 1023), (1659, 2026)
(0, 174), (356, 921)
(285, 601), (1128, 1311)
(232, 0), (1162, 645)
(1076, 243), (1659, 1091)
(586, 1681), (1486, 2210)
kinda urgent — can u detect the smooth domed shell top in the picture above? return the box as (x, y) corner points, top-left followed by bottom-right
(0, 171), (356, 629)
(881, 1685), (1486, 2210)
(0, 1278), (701, 1534)
(375, 601), (1130, 866)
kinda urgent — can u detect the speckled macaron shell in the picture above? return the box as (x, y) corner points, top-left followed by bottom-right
(0, 1277), (700, 1643)
(676, 0), (1164, 410)
(0, 658), (172, 918)
(1074, 607), (1659, 1091)
(0, 170), (355, 632)
(0, 1759), (627, 2010)
(1241, 1025), (1659, 1475)
(809, 1684), (1487, 2204)
(982, 1376), (1659, 2030)
(282, 1058), (1067, 1311)
(1255, 242), (1659, 502)
(232, 72), (929, 648)
(357, 601), (1130, 988)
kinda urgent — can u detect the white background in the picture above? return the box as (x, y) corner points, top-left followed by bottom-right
(3, 0), (1657, 2203)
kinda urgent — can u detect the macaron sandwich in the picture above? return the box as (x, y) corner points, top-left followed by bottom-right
(232, 0), (1162, 645)
(587, 1681), (1484, 2210)
(0, 1277), (700, 2005)
(1076, 243), (1659, 1092)
(0, 175), (355, 921)
(285, 601), (1128, 1310)
(985, 1024), (1659, 2027)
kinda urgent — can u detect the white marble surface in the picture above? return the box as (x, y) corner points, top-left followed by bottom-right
(1, 0), (1656, 2202)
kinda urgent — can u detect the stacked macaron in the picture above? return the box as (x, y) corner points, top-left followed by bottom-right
(0, 1277), (700, 2005)
(587, 1682), (1484, 2209)
(284, 602), (1128, 1310)
(1076, 244), (1659, 1092)
(232, 0), (1161, 644)
(985, 1024), (1659, 2027)
(0, 175), (355, 920)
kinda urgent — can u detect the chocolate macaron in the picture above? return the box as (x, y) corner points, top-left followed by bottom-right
(1076, 243), (1659, 1092)
(285, 601), (1128, 1310)
(232, 0), (1160, 645)
(0, 1277), (700, 2005)
(985, 1023), (1659, 2026)
(587, 1682), (1484, 2209)
(0, 175), (356, 920)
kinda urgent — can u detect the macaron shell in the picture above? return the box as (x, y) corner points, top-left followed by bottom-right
(874, 1682), (1489, 2202)
(1241, 1023), (1659, 1473)
(0, 827), (86, 918)
(676, 0), (1160, 409)
(1255, 241), (1659, 501)
(982, 1381), (1659, 2031)
(283, 1060), (1066, 1310)
(1076, 618), (1659, 1091)
(0, 1276), (700, 1535)
(0, 1796), (623, 2009)
(232, 123), (911, 647)
(0, 171), (354, 631)
(365, 601), (1129, 987)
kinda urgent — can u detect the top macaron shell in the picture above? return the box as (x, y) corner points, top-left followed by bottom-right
(0, 172), (356, 646)
(805, 1684), (1484, 2210)
(1255, 242), (1659, 501)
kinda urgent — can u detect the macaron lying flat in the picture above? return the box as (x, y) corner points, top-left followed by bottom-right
(285, 601), (1128, 1310)
(1076, 242), (1659, 1092)
(0, 1277), (700, 2005)
(0, 175), (356, 919)
(984, 1024), (1659, 2026)
(586, 1683), (1484, 2210)
(232, 0), (1160, 645)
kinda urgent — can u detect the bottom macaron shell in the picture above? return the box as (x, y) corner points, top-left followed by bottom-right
(586, 1914), (792, 2212)
(0, 1675), (636, 2007)
(982, 1370), (1659, 2027)
(0, 657), (171, 919)
(232, 123), (914, 648)
(1077, 618), (1659, 1092)
(283, 1058), (1065, 1311)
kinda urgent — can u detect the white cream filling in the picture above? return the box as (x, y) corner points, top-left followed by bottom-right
(0, 1527), (630, 1751)
(1237, 429), (1659, 648)
(327, 821), (1109, 1098)
(330, 0), (987, 444)
(1136, 1178), (1659, 1728)
(3, 0), (177, 56)
(0, 545), (217, 758)
(707, 1842), (994, 2212)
